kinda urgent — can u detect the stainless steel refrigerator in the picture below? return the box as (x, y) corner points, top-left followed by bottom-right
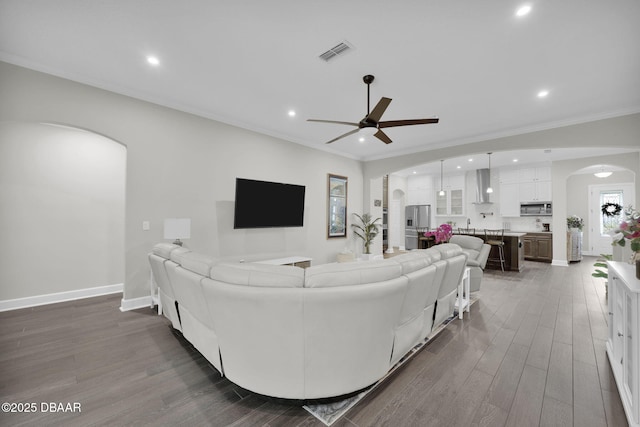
(405, 205), (431, 250)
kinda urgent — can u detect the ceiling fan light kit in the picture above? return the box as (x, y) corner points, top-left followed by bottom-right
(307, 74), (439, 145)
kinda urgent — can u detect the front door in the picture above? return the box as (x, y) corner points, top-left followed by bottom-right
(588, 183), (635, 256)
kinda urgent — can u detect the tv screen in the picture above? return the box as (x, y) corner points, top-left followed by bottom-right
(234, 178), (306, 228)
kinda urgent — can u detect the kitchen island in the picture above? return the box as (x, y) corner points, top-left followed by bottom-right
(417, 230), (526, 272)
(463, 231), (526, 272)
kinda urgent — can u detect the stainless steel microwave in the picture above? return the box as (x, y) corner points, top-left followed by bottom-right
(520, 202), (552, 216)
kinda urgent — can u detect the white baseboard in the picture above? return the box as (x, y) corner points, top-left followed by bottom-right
(120, 295), (153, 312)
(0, 283), (123, 312)
(551, 259), (569, 267)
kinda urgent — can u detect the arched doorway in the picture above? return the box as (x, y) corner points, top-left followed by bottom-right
(389, 188), (406, 250)
(0, 122), (126, 308)
(568, 164), (636, 256)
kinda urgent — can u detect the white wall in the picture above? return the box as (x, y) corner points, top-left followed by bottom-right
(0, 122), (125, 300)
(0, 62), (364, 304)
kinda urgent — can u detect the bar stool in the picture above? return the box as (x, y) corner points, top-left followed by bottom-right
(484, 229), (505, 272)
(458, 228), (475, 235)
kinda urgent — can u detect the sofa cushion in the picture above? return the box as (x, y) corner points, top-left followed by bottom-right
(210, 262), (304, 288)
(391, 252), (430, 274)
(431, 243), (463, 259)
(304, 260), (402, 288)
(177, 251), (218, 276)
(152, 243), (181, 259)
(450, 235), (485, 251)
(424, 247), (442, 262)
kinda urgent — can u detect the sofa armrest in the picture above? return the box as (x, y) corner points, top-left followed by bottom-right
(478, 244), (491, 269)
(466, 258), (481, 268)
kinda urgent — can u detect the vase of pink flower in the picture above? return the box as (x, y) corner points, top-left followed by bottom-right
(611, 206), (640, 279)
(425, 223), (453, 244)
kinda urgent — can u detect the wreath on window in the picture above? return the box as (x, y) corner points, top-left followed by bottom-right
(601, 202), (622, 217)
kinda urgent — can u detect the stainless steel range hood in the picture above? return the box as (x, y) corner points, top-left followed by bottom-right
(473, 169), (493, 204)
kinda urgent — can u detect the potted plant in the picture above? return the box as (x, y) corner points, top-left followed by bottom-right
(352, 213), (381, 257)
(424, 223), (453, 244)
(567, 215), (584, 232)
(611, 205), (640, 279)
(592, 254), (612, 295)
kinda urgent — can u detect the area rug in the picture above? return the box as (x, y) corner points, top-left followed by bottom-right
(303, 296), (478, 426)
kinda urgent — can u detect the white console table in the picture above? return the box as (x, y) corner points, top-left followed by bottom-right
(607, 261), (640, 427)
(455, 267), (471, 319)
(256, 256), (312, 269)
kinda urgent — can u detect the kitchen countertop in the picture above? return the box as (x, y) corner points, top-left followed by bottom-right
(511, 230), (553, 234)
(453, 231), (528, 238)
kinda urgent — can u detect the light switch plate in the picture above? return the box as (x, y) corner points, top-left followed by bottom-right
(142, 221), (150, 231)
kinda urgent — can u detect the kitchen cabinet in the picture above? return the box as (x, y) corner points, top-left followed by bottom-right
(499, 165), (552, 213)
(520, 181), (552, 202)
(523, 233), (552, 262)
(607, 261), (640, 427)
(435, 174), (464, 216)
(519, 166), (551, 182)
(519, 166), (551, 202)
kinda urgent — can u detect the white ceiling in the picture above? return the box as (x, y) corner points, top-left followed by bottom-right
(1, 0), (639, 164)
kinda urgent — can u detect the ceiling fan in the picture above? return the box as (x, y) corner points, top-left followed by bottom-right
(307, 74), (439, 144)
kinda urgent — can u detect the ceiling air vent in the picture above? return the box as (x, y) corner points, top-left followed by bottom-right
(318, 41), (352, 62)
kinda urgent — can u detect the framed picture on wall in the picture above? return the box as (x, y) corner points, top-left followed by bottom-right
(327, 174), (348, 238)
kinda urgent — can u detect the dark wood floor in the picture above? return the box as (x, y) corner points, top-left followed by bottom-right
(0, 258), (628, 426)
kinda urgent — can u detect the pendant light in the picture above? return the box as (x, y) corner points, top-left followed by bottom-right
(438, 160), (445, 196)
(486, 152), (494, 194)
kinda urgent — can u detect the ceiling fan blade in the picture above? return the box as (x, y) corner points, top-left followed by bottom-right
(366, 97), (392, 123)
(325, 128), (360, 144)
(374, 129), (393, 144)
(378, 118), (439, 128)
(307, 119), (359, 127)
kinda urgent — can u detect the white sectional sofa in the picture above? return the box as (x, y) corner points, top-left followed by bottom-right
(449, 235), (491, 292)
(148, 243), (467, 399)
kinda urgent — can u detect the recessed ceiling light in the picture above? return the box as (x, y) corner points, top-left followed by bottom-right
(513, 159), (519, 162)
(288, 110), (296, 117)
(412, 171), (417, 174)
(456, 165), (461, 169)
(537, 90), (549, 98)
(146, 56), (160, 66)
(359, 137), (365, 143)
(468, 158), (473, 162)
(516, 4), (532, 17)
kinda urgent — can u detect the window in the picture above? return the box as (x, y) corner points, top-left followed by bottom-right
(600, 190), (623, 235)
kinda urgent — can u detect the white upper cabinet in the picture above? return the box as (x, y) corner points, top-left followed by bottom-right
(434, 174), (465, 216)
(519, 166), (551, 183)
(498, 165), (552, 213)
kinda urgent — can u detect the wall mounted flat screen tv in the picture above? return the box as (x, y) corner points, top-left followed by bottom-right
(234, 178), (306, 228)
